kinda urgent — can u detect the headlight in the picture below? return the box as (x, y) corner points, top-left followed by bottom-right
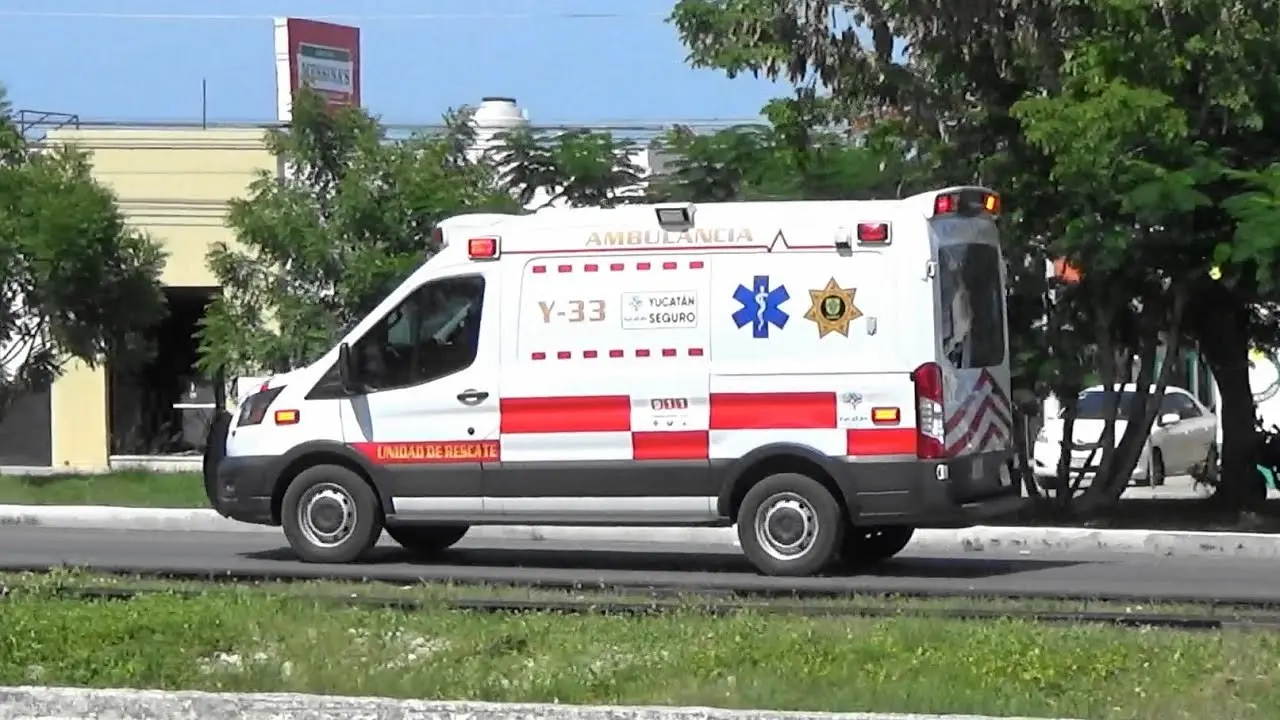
(237, 386), (285, 427)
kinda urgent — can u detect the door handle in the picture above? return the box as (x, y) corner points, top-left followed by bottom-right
(457, 389), (490, 406)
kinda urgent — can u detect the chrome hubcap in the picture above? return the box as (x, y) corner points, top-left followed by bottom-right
(297, 482), (357, 548)
(754, 492), (819, 561)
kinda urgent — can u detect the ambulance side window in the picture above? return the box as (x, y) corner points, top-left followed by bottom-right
(352, 275), (486, 392)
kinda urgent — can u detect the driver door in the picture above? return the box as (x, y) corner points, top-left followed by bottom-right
(339, 271), (500, 519)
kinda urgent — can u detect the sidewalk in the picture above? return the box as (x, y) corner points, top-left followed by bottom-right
(0, 687), (1072, 720)
(6, 504), (1280, 560)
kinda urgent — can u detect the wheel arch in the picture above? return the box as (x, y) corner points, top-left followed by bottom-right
(716, 443), (852, 520)
(269, 441), (381, 524)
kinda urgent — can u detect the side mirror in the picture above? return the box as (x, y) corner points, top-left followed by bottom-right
(337, 342), (356, 392)
(1158, 412), (1181, 427)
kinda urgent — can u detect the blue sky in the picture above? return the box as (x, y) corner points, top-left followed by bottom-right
(0, 0), (788, 126)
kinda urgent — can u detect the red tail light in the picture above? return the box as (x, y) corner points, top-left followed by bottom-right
(912, 362), (947, 459)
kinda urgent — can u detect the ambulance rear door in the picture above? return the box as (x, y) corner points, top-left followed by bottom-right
(932, 208), (1013, 459)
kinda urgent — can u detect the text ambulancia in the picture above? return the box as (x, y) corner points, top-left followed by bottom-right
(205, 187), (1022, 577)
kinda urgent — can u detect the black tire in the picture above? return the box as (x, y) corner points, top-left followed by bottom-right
(735, 472), (844, 577)
(842, 525), (914, 565)
(281, 465), (383, 564)
(386, 524), (470, 555)
(1150, 450), (1166, 487)
(1201, 445), (1220, 482)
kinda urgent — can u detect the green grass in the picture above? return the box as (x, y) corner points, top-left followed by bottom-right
(0, 574), (1277, 719)
(0, 470), (207, 507)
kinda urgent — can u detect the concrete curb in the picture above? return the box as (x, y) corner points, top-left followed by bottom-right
(3, 505), (1280, 559)
(0, 686), (1071, 720)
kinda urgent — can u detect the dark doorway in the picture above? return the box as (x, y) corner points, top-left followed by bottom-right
(108, 286), (220, 456)
(0, 388), (52, 466)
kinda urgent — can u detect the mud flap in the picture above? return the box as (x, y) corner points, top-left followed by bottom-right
(203, 411), (232, 509)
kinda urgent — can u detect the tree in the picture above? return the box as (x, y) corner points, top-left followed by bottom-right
(668, 0), (1280, 515)
(492, 128), (645, 208)
(0, 85), (167, 418)
(197, 88), (519, 378)
(491, 92), (933, 210)
(1007, 1), (1280, 511)
(651, 95), (934, 203)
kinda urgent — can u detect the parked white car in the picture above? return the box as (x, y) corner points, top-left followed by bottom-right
(1032, 384), (1218, 487)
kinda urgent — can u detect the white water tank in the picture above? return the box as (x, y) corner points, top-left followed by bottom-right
(469, 96), (528, 160)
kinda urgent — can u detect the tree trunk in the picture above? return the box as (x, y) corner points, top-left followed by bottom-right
(1197, 297), (1265, 511)
(1077, 289), (1187, 515)
(1011, 407), (1040, 499)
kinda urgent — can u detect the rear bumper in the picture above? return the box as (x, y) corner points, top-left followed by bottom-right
(835, 450), (1024, 528)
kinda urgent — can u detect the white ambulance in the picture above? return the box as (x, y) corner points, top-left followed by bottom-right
(205, 186), (1022, 577)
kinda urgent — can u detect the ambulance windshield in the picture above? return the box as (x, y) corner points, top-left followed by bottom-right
(939, 243), (1005, 368)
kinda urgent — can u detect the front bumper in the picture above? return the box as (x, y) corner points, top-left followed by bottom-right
(834, 450), (1024, 528)
(1031, 442), (1150, 482)
(211, 454), (277, 526)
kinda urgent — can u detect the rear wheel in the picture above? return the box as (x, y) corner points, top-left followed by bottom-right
(1200, 444), (1220, 483)
(386, 525), (470, 555)
(736, 472), (844, 577)
(281, 465), (383, 564)
(842, 525), (914, 566)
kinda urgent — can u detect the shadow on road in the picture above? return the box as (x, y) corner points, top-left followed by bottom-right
(240, 545), (1084, 580)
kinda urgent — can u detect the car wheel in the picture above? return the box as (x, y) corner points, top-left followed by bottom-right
(386, 525), (470, 555)
(842, 525), (914, 566)
(736, 472), (844, 577)
(281, 465), (383, 564)
(1201, 444), (1220, 482)
(1150, 449), (1166, 487)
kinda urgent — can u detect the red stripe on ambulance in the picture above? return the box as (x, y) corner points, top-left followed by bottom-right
(709, 392), (838, 430)
(499, 395), (632, 434)
(847, 428), (915, 456)
(632, 430), (710, 460)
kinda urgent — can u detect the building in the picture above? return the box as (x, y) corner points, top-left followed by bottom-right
(10, 126), (276, 472)
(8, 98), (669, 472)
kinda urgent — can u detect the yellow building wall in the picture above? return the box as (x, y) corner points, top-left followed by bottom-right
(42, 127), (275, 469)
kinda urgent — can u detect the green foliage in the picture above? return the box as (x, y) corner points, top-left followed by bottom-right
(645, 95), (933, 204)
(494, 128), (645, 209)
(0, 85), (167, 415)
(197, 88), (518, 376)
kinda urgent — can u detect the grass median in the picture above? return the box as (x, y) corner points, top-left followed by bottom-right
(0, 470), (206, 507)
(0, 575), (1275, 719)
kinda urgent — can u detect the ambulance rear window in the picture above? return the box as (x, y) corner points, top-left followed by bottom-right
(939, 243), (1005, 368)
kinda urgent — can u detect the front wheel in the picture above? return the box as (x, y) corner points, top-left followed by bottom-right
(281, 465), (383, 564)
(736, 472), (844, 577)
(386, 525), (470, 555)
(842, 525), (914, 565)
(1149, 449), (1166, 487)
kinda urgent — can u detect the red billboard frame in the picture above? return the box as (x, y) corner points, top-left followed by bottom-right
(283, 18), (361, 110)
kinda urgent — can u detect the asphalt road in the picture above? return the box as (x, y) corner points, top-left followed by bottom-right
(3, 526), (1278, 604)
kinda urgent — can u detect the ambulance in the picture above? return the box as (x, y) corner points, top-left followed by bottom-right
(204, 186), (1023, 577)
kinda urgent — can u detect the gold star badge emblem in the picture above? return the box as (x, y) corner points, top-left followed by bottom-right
(804, 278), (863, 338)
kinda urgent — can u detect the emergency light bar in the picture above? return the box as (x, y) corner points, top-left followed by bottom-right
(468, 236), (500, 259)
(933, 190), (1000, 218)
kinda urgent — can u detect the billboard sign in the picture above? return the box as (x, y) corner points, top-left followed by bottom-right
(273, 17), (361, 121)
